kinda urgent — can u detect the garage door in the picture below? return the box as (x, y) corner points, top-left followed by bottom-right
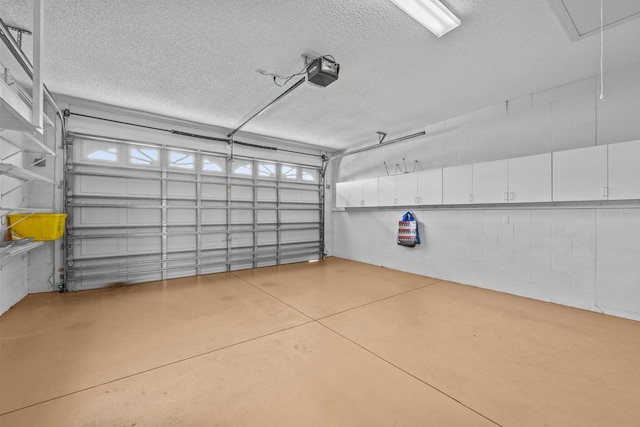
(64, 133), (323, 290)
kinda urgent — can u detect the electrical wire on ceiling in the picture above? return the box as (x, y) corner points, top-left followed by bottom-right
(258, 65), (307, 87)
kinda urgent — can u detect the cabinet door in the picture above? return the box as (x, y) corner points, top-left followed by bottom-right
(443, 165), (473, 204)
(508, 153), (552, 203)
(335, 182), (349, 208)
(416, 168), (443, 205)
(473, 160), (508, 204)
(348, 180), (363, 207)
(608, 140), (640, 200)
(396, 173), (418, 205)
(378, 175), (398, 206)
(361, 178), (379, 207)
(553, 145), (608, 202)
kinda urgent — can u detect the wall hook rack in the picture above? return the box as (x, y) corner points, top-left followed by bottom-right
(383, 158), (419, 176)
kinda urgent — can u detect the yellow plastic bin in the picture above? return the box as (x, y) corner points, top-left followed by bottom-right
(6, 213), (67, 241)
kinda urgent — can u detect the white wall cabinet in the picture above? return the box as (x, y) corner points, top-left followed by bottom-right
(361, 178), (379, 207)
(396, 173), (418, 205)
(508, 153), (552, 203)
(377, 175), (397, 206)
(553, 145), (608, 202)
(416, 168), (443, 205)
(348, 180), (363, 207)
(472, 160), (508, 204)
(608, 140), (640, 200)
(443, 165), (473, 205)
(336, 180), (364, 207)
(336, 141), (638, 208)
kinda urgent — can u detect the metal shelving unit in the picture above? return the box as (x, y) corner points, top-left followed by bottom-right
(1, 18), (61, 266)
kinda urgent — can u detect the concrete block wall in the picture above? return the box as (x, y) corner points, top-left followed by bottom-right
(331, 207), (640, 321)
(328, 62), (640, 321)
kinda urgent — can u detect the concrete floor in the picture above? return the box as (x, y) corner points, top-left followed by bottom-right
(1, 257), (639, 426)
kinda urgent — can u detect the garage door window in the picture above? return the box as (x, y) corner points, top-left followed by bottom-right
(232, 161), (253, 176)
(203, 155), (226, 174)
(281, 165), (298, 180)
(83, 141), (118, 163)
(302, 168), (318, 183)
(169, 150), (194, 170)
(130, 147), (159, 167)
(258, 162), (276, 179)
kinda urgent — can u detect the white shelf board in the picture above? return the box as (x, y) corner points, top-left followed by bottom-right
(0, 240), (44, 261)
(0, 129), (56, 157)
(0, 163), (54, 184)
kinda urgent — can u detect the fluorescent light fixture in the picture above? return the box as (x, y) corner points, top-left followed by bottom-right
(389, 0), (461, 37)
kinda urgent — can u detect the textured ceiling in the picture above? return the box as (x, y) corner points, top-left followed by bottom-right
(1, 0), (640, 151)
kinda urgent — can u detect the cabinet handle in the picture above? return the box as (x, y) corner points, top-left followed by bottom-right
(394, 198), (397, 204)
(510, 192), (514, 200)
(603, 187), (608, 198)
(469, 194), (473, 202)
(504, 192), (508, 201)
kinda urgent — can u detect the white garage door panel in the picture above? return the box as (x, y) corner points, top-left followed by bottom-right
(167, 180), (195, 198)
(231, 185), (253, 201)
(258, 231), (278, 245)
(79, 238), (120, 256)
(78, 207), (120, 225)
(168, 208), (196, 224)
(127, 208), (161, 224)
(230, 232), (253, 247)
(127, 179), (160, 196)
(258, 210), (277, 223)
(79, 176), (122, 195)
(127, 236), (160, 253)
(300, 190), (319, 203)
(202, 183), (226, 199)
(280, 188), (301, 202)
(202, 209), (226, 224)
(168, 234), (197, 251)
(257, 187), (277, 201)
(231, 209), (253, 224)
(281, 210), (319, 223)
(66, 136), (322, 289)
(202, 234), (227, 249)
(281, 229), (317, 243)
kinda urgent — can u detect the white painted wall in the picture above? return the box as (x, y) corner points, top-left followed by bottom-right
(329, 62), (640, 321)
(336, 63), (640, 182)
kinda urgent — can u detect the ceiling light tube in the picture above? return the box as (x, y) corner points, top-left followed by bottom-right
(389, 0), (461, 37)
